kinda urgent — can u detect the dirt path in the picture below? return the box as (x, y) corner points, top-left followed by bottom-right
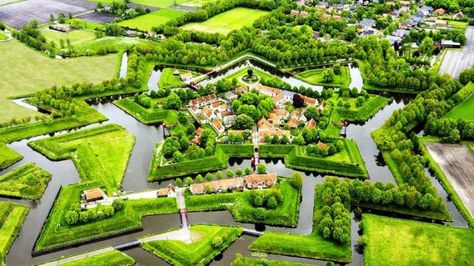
(439, 26), (474, 78)
(426, 142), (474, 218)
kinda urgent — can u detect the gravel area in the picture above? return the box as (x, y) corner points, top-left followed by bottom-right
(426, 142), (474, 218)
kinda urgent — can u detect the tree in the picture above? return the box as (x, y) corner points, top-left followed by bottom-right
(235, 169), (243, 176)
(257, 163), (267, 174)
(163, 92), (182, 110)
(253, 195), (263, 207)
(420, 37), (434, 56)
(226, 169), (234, 178)
(266, 196), (278, 209)
(244, 167), (252, 175)
(323, 69), (335, 83)
(196, 174), (204, 183)
(233, 114), (255, 129)
(104, 23), (124, 36)
(112, 200), (124, 211)
(289, 172), (303, 189)
(205, 172), (213, 181)
(211, 236), (223, 248)
(216, 171), (223, 180)
(175, 177), (183, 186)
(65, 210), (79, 225)
(185, 176), (193, 186)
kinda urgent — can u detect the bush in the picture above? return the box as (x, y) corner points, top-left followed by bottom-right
(211, 236), (223, 248)
(289, 172), (303, 189)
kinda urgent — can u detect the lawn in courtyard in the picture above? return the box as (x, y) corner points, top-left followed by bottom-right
(0, 40), (117, 123)
(362, 214), (474, 266)
(118, 9), (184, 32)
(181, 7), (269, 34)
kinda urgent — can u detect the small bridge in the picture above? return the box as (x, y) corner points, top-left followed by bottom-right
(243, 228), (264, 236)
(114, 241), (140, 251)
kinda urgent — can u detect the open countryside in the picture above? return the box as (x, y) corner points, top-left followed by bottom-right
(0, 0), (473, 265)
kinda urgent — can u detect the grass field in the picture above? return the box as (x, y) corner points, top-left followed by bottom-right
(40, 27), (97, 47)
(0, 40), (117, 123)
(181, 8), (269, 34)
(141, 225), (242, 266)
(445, 92), (474, 121)
(0, 202), (29, 265)
(0, 31), (7, 41)
(59, 250), (135, 266)
(72, 36), (160, 56)
(0, 163), (51, 199)
(0, 144), (22, 170)
(28, 124), (135, 192)
(295, 67), (351, 87)
(158, 68), (199, 89)
(119, 9), (184, 32)
(362, 214), (474, 266)
(335, 95), (390, 122)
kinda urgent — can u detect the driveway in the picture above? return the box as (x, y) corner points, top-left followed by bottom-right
(439, 26), (474, 78)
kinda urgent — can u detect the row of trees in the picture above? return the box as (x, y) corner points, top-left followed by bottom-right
(306, 140), (344, 157)
(425, 118), (474, 142)
(65, 199), (124, 225)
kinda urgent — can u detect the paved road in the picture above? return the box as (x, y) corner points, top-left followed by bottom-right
(439, 26), (474, 78)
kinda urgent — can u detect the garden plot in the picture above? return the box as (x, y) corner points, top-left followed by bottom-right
(0, 0), (96, 28)
(425, 142), (474, 217)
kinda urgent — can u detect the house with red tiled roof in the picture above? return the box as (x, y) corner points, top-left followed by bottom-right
(306, 118), (317, 129)
(190, 178), (244, 194)
(244, 173), (277, 189)
(157, 184), (176, 198)
(212, 118), (225, 134)
(189, 94), (218, 108)
(82, 188), (105, 202)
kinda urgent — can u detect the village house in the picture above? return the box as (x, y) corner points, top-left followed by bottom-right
(452, 11), (464, 19)
(157, 184), (176, 198)
(202, 106), (214, 122)
(433, 8), (446, 16)
(254, 84), (286, 107)
(211, 118), (225, 134)
(189, 94), (218, 108)
(220, 110), (236, 127)
(306, 118), (317, 129)
(244, 173), (277, 189)
(190, 127), (204, 145)
(82, 188), (106, 203)
(290, 9), (308, 17)
(301, 94), (318, 106)
(49, 24), (71, 32)
(189, 177), (244, 195)
(441, 39), (461, 48)
(257, 117), (290, 142)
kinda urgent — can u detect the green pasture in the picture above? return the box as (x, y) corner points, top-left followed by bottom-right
(362, 214), (474, 266)
(141, 225), (242, 266)
(158, 68), (200, 89)
(59, 250), (135, 266)
(40, 27), (97, 47)
(114, 98), (178, 125)
(181, 8), (269, 34)
(445, 92), (474, 121)
(231, 254), (313, 266)
(90, 0), (209, 8)
(119, 9), (184, 32)
(0, 144), (22, 170)
(0, 40), (117, 123)
(335, 95), (390, 122)
(0, 31), (7, 41)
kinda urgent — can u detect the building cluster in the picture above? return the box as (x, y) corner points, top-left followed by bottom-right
(189, 173), (278, 195)
(49, 24), (71, 32)
(188, 94), (236, 134)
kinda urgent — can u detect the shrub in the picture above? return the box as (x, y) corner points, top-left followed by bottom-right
(211, 236), (223, 248)
(266, 196), (278, 209)
(289, 172), (303, 189)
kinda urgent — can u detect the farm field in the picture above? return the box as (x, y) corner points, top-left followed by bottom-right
(40, 27), (97, 47)
(295, 67), (351, 87)
(362, 214), (474, 266)
(90, 0), (209, 8)
(445, 91), (474, 121)
(118, 9), (184, 32)
(181, 7), (269, 34)
(0, 202), (29, 265)
(425, 142), (474, 219)
(0, 40), (117, 123)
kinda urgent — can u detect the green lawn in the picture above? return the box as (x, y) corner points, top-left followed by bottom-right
(295, 67), (351, 87)
(0, 144), (22, 170)
(141, 225), (242, 266)
(0, 163), (51, 200)
(0, 202), (29, 265)
(335, 95), (390, 122)
(119, 9), (184, 32)
(181, 7), (269, 34)
(445, 92), (474, 121)
(72, 36), (160, 56)
(40, 27), (97, 47)
(446, 20), (469, 30)
(0, 40), (117, 123)
(0, 31), (7, 41)
(362, 214), (474, 266)
(28, 124), (135, 192)
(57, 250), (135, 266)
